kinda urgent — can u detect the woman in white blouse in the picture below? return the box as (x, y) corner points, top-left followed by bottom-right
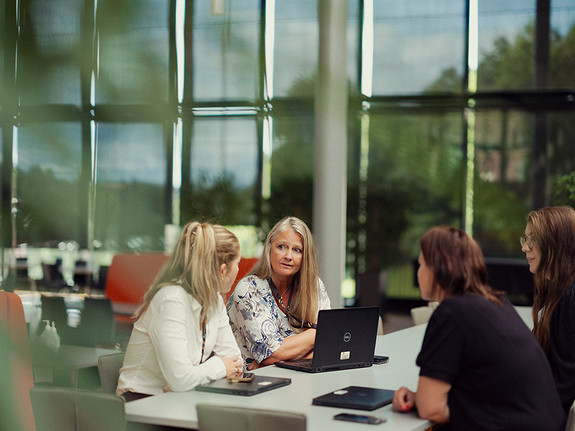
(117, 222), (243, 401)
(228, 216), (331, 370)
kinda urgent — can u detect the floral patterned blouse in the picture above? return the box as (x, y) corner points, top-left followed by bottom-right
(227, 274), (331, 366)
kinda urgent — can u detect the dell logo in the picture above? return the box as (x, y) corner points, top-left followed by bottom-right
(343, 332), (352, 342)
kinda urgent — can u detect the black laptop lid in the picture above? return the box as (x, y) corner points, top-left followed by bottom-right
(275, 306), (380, 373)
(311, 306), (379, 372)
(312, 386), (394, 411)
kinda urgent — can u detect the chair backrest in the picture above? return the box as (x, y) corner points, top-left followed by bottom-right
(80, 297), (116, 347)
(0, 291), (36, 431)
(223, 257), (258, 303)
(105, 253), (169, 305)
(566, 400), (575, 431)
(196, 404), (306, 431)
(29, 386), (126, 431)
(97, 352), (125, 393)
(410, 301), (439, 326)
(40, 295), (69, 332)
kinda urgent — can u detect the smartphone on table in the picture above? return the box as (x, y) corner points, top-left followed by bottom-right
(334, 413), (386, 425)
(227, 372), (255, 383)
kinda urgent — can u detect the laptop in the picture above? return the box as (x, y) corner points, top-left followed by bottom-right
(194, 375), (291, 396)
(312, 386), (394, 411)
(275, 306), (380, 373)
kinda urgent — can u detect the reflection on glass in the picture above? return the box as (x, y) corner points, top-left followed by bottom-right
(473, 109), (532, 257)
(192, 1), (260, 101)
(550, 0), (575, 89)
(94, 123), (166, 251)
(367, 112), (464, 264)
(19, 0), (83, 105)
(16, 123), (82, 245)
(372, 0), (464, 95)
(185, 117), (258, 225)
(477, 0), (536, 90)
(269, 115), (314, 223)
(96, 0), (169, 104)
(274, 1), (318, 97)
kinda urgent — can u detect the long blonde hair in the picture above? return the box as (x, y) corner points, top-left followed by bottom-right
(528, 206), (575, 353)
(249, 216), (320, 327)
(134, 221), (240, 327)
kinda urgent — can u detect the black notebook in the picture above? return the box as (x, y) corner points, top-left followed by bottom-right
(195, 375), (291, 396)
(312, 386), (394, 411)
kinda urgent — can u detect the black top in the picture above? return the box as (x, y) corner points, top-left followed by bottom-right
(548, 281), (575, 412)
(417, 294), (565, 431)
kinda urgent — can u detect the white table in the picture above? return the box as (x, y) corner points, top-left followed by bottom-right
(125, 325), (432, 431)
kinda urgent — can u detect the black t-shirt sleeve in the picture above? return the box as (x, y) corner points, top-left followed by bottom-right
(550, 283), (575, 410)
(416, 303), (463, 385)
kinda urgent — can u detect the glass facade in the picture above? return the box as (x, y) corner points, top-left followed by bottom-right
(1, 0), (574, 301)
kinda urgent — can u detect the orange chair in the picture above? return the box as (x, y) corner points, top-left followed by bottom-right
(224, 257), (258, 303)
(105, 253), (169, 306)
(0, 291), (36, 431)
(104, 253), (257, 319)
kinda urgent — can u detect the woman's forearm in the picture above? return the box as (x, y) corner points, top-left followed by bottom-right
(259, 329), (316, 366)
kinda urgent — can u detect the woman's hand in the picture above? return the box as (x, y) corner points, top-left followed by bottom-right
(392, 386), (416, 413)
(221, 355), (244, 379)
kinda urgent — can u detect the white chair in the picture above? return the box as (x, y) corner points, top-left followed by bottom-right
(410, 301), (439, 326)
(197, 404), (306, 431)
(566, 400), (575, 431)
(97, 352), (125, 393)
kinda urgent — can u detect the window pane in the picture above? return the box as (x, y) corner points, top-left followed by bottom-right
(473, 110), (532, 257)
(16, 123), (82, 245)
(359, 112), (464, 298)
(19, 0), (83, 105)
(274, 1), (318, 98)
(192, 1), (260, 102)
(96, 0), (170, 104)
(549, 111), (575, 203)
(94, 124), (166, 251)
(372, 0), (465, 95)
(550, 0), (575, 88)
(347, 0), (360, 93)
(477, 0), (536, 90)
(184, 117), (258, 226)
(270, 114), (315, 224)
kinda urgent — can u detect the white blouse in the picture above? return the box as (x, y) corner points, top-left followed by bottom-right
(117, 284), (241, 396)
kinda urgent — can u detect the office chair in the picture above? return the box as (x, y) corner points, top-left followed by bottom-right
(196, 404), (307, 431)
(0, 291), (36, 431)
(29, 386), (126, 431)
(97, 352), (125, 394)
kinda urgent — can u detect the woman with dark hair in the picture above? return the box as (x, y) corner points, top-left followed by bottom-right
(117, 222), (243, 401)
(227, 216), (330, 369)
(393, 226), (564, 431)
(522, 206), (575, 412)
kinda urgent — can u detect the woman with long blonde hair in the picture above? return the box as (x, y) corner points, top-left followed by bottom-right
(228, 216), (330, 369)
(117, 221), (243, 401)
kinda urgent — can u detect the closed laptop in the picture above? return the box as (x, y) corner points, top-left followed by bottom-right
(312, 386), (394, 411)
(194, 375), (291, 396)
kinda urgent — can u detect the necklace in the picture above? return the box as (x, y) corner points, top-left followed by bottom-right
(268, 277), (294, 314)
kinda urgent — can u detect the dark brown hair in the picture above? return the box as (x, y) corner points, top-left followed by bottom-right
(419, 226), (504, 304)
(527, 206), (575, 352)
